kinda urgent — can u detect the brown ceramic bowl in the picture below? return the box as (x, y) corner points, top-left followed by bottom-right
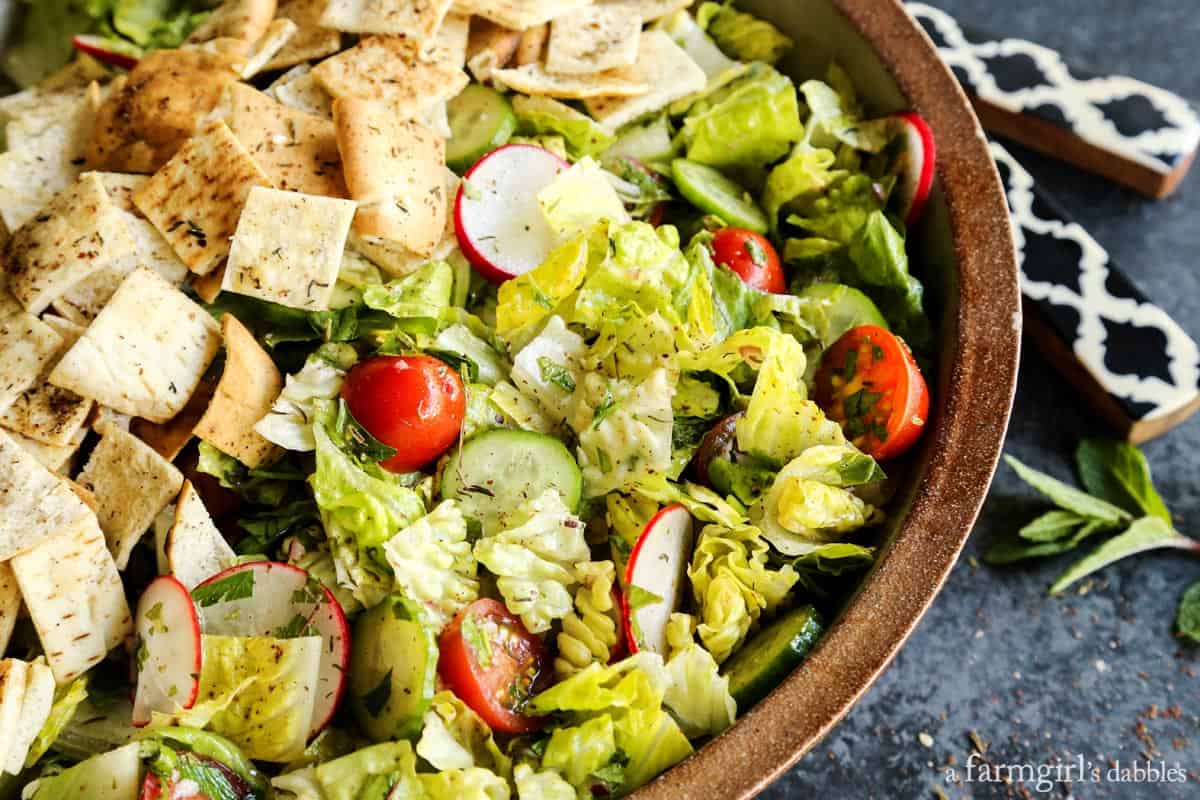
(638, 1), (1021, 796)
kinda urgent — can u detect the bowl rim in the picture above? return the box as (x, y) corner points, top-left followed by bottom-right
(634, 1), (1021, 797)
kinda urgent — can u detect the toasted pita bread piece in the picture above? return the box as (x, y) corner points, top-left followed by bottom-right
(240, 17), (300, 78)
(133, 120), (274, 276)
(1, 385), (92, 449)
(268, 65), (334, 119)
(0, 564), (19, 658)
(267, 0), (345, 71)
(346, 168), (459, 276)
(77, 423), (185, 570)
(598, 0), (693, 22)
(166, 482), (238, 590)
(153, 504), (176, 575)
(0, 83), (100, 233)
(492, 62), (650, 99)
(422, 12), (471, 70)
(0, 659), (27, 768)
(466, 18), (522, 82)
(584, 30), (706, 130)
(49, 268), (223, 424)
(0, 57), (108, 126)
(0, 314), (62, 418)
(9, 428), (87, 475)
(313, 35), (468, 120)
(515, 23), (548, 66)
(0, 658), (54, 774)
(192, 266), (228, 305)
(454, 0), (590, 30)
(187, 0), (279, 51)
(221, 187), (357, 311)
(215, 83), (347, 199)
(546, 6), (641, 75)
(322, 0), (454, 39)
(131, 380), (215, 463)
(335, 98), (447, 254)
(87, 50), (242, 174)
(95, 173), (190, 285)
(10, 514), (133, 684)
(193, 315), (284, 468)
(90, 406), (133, 434)
(0, 427), (93, 562)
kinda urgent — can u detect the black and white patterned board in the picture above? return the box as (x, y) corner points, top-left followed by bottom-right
(990, 140), (1200, 441)
(909, 2), (1200, 198)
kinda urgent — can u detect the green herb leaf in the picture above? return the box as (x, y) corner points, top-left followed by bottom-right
(1075, 439), (1172, 524)
(592, 387), (618, 429)
(274, 613), (318, 639)
(1005, 455), (1131, 525)
(334, 398), (399, 463)
(985, 520), (1108, 565)
(1018, 510), (1087, 543)
(1050, 516), (1200, 594)
(191, 570), (255, 607)
(1176, 581), (1200, 644)
(537, 356), (577, 393)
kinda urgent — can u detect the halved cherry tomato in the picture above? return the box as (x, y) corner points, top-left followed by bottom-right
(139, 756), (248, 800)
(439, 599), (549, 735)
(341, 355), (466, 473)
(711, 228), (786, 294)
(814, 325), (929, 461)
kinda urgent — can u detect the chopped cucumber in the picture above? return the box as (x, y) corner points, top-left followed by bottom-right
(671, 159), (768, 232)
(442, 429), (582, 533)
(447, 84), (518, 174)
(799, 283), (889, 349)
(349, 595), (438, 742)
(722, 605), (823, 713)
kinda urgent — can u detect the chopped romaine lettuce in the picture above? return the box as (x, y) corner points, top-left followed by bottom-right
(383, 500), (480, 633)
(416, 692), (511, 775)
(496, 231), (592, 340)
(362, 260), (454, 334)
(539, 157), (631, 243)
(513, 95), (616, 159)
(514, 764), (576, 800)
(843, 210), (932, 349)
(697, 1), (794, 65)
(662, 613), (736, 737)
(255, 344), (358, 453)
(510, 315), (588, 424)
(274, 741), (422, 800)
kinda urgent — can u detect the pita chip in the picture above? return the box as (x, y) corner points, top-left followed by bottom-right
(187, 0), (279, 51)
(0, 429), (93, 561)
(95, 173), (190, 285)
(133, 119), (275, 276)
(266, 0), (345, 71)
(585, 30), (706, 130)
(454, 0), (590, 30)
(597, 0), (693, 22)
(193, 315), (284, 468)
(546, 6), (641, 75)
(0, 311), (62, 416)
(335, 98), (447, 254)
(268, 65), (334, 119)
(215, 83), (348, 199)
(240, 17), (300, 78)
(515, 23), (548, 66)
(313, 35), (468, 119)
(491, 62), (649, 99)
(422, 12), (471, 70)
(322, 0), (454, 39)
(0, 564), (19, 657)
(0, 658), (54, 775)
(86, 50), (242, 174)
(10, 514), (133, 684)
(49, 268), (223, 424)
(0, 659), (26, 769)
(165, 482), (237, 590)
(130, 380), (215, 463)
(1, 385), (93, 449)
(9, 428), (87, 475)
(466, 18), (522, 82)
(221, 187), (357, 310)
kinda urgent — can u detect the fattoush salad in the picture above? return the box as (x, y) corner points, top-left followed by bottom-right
(0, 0), (938, 797)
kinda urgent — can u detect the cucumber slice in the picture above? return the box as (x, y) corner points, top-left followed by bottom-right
(722, 605), (823, 713)
(442, 429), (582, 533)
(799, 283), (889, 349)
(671, 159), (768, 233)
(349, 595), (438, 742)
(447, 84), (518, 174)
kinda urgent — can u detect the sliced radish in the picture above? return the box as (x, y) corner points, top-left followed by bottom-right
(609, 585), (629, 663)
(621, 504), (694, 656)
(72, 35), (140, 71)
(887, 111), (936, 227)
(191, 561), (350, 736)
(454, 144), (568, 284)
(133, 576), (202, 727)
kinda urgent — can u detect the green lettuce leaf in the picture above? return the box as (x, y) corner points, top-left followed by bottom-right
(496, 230), (593, 341)
(27, 742), (142, 800)
(382, 500), (480, 633)
(362, 260), (454, 334)
(510, 315), (588, 425)
(419, 768), (511, 800)
(513, 94), (616, 159)
(24, 674), (90, 767)
(538, 157), (631, 243)
(416, 692), (511, 776)
(273, 741), (422, 800)
(514, 764), (576, 800)
(662, 613), (736, 737)
(696, 1), (793, 65)
(842, 210), (931, 349)
(541, 714), (619, 789)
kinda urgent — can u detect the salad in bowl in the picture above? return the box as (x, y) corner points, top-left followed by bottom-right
(0, 0), (939, 797)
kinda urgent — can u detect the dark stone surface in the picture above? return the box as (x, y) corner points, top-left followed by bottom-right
(763, 1), (1200, 797)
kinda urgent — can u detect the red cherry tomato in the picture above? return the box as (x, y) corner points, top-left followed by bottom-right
(438, 599), (549, 735)
(341, 355), (466, 473)
(814, 325), (930, 461)
(711, 228), (786, 294)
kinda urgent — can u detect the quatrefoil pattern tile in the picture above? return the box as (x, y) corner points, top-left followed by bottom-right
(990, 140), (1200, 424)
(911, 2), (1200, 175)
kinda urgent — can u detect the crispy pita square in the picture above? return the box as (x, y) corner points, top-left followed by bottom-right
(192, 265), (227, 304)
(335, 98), (447, 254)
(40, 315), (85, 348)
(267, 0), (345, 71)
(585, 30), (706, 129)
(9, 428), (86, 475)
(313, 35), (468, 119)
(90, 406), (133, 434)
(1, 384), (93, 448)
(221, 187), (356, 310)
(0, 429), (93, 562)
(466, 18), (522, 82)
(215, 83), (348, 199)
(95, 173), (190, 285)
(77, 423), (185, 570)
(515, 23), (548, 66)
(193, 315), (284, 468)
(166, 482), (237, 590)
(322, 0), (454, 39)
(598, 0), (693, 22)
(10, 514), (133, 684)
(268, 65), (334, 119)
(240, 17), (300, 78)
(454, 0), (590, 30)
(347, 167), (459, 275)
(131, 380), (215, 462)
(546, 6), (641, 75)
(133, 119), (274, 276)
(0, 58), (107, 125)
(422, 12), (471, 70)
(0, 313), (62, 418)
(187, 0), (278, 49)
(0, 564), (19, 658)
(0, 83), (99, 233)
(1, 658), (54, 774)
(49, 268), (223, 424)
(86, 50), (242, 174)
(492, 62), (649, 99)
(0, 659), (26, 768)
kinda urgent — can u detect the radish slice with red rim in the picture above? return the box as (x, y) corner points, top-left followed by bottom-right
(133, 576), (202, 727)
(622, 504), (694, 656)
(72, 35), (140, 71)
(190, 561), (350, 736)
(888, 111), (936, 227)
(454, 144), (568, 284)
